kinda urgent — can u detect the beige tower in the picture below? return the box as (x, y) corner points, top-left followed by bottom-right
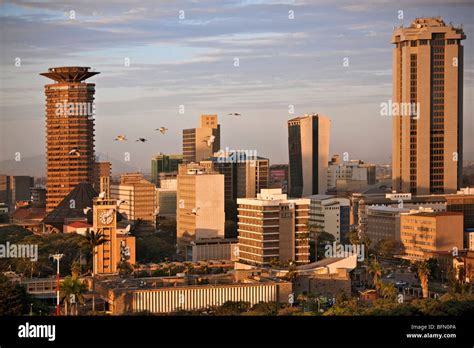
(183, 115), (221, 163)
(176, 163), (225, 255)
(93, 198), (117, 274)
(391, 18), (465, 194)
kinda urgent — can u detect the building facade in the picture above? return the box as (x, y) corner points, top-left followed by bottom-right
(176, 164), (225, 255)
(327, 156), (376, 191)
(237, 189), (310, 266)
(151, 153), (183, 184)
(400, 211), (463, 262)
(183, 115), (220, 163)
(110, 173), (158, 232)
(391, 18), (465, 195)
(288, 113), (330, 198)
(41, 67), (99, 212)
(308, 195), (350, 243)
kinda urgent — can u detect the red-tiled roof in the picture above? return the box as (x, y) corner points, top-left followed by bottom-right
(66, 221), (92, 228)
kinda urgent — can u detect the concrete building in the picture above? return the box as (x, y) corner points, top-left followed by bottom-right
(269, 164), (289, 193)
(176, 163), (225, 255)
(186, 238), (238, 262)
(30, 186), (46, 208)
(288, 113), (330, 198)
(400, 211), (464, 262)
(0, 175), (34, 211)
(95, 270), (292, 315)
(40, 67), (99, 212)
(110, 173), (158, 232)
(201, 152), (269, 226)
(92, 161), (111, 193)
(237, 188), (310, 266)
(308, 195), (350, 243)
(183, 115), (220, 163)
(391, 18), (465, 195)
(327, 156), (376, 191)
(352, 190), (474, 240)
(366, 206), (410, 245)
(150, 153), (183, 185)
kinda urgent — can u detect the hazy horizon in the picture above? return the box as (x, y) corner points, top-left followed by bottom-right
(1, 0), (473, 176)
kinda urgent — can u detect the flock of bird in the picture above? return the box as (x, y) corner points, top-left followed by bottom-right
(68, 113), (242, 155)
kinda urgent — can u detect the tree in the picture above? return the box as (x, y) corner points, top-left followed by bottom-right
(417, 261), (431, 299)
(117, 261), (134, 277)
(60, 275), (87, 315)
(84, 230), (108, 312)
(379, 281), (397, 300)
(0, 274), (49, 315)
(368, 260), (383, 290)
(375, 239), (404, 258)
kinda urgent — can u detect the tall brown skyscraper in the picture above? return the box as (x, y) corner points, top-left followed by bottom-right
(391, 18), (465, 194)
(41, 67), (99, 212)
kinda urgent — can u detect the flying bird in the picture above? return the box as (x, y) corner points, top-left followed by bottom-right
(187, 207), (200, 216)
(203, 135), (216, 147)
(115, 135), (127, 141)
(125, 224), (131, 233)
(104, 208), (115, 218)
(156, 127), (168, 134)
(117, 200), (127, 206)
(98, 191), (106, 199)
(68, 148), (80, 156)
(136, 138), (147, 142)
(228, 113), (242, 116)
(83, 207), (92, 215)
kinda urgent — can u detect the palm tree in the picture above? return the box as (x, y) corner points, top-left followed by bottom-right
(368, 260), (383, 290)
(60, 275), (87, 315)
(417, 261), (431, 298)
(380, 281), (397, 300)
(85, 230), (108, 312)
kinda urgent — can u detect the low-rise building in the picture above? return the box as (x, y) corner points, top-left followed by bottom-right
(95, 271), (292, 315)
(400, 211), (464, 262)
(308, 195), (350, 243)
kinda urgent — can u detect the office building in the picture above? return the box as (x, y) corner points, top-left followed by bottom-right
(327, 155), (376, 191)
(366, 206), (410, 245)
(151, 153), (183, 184)
(41, 67), (99, 212)
(183, 115), (220, 163)
(176, 163), (225, 255)
(0, 175), (34, 210)
(400, 211), (463, 261)
(269, 164), (289, 192)
(391, 18), (465, 194)
(308, 195), (350, 243)
(288, 113), (330, 198)
(110, 173), (158, 232)
(237, 188), (310, 266)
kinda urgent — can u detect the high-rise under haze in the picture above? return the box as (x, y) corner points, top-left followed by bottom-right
(41, 66), (99, 212)
(391, 17), (465, 194)
(288, 114), (330, 198)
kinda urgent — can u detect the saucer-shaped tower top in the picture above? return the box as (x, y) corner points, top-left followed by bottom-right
(40, 66), (100, 83)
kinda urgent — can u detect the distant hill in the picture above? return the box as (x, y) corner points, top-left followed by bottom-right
(0, 153), (140, 178)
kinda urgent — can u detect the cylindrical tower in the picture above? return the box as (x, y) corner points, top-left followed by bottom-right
(40, 67), (100, 212)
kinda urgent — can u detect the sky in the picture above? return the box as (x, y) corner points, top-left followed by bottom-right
(0, 0), (473, 175)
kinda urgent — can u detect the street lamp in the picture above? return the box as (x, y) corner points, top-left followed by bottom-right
(50, 253), (64, 316)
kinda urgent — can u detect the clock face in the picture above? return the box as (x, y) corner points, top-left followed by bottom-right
(98, 209), (114, 225)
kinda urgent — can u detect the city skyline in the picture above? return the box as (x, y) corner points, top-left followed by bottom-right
(1, 1), (473, 176)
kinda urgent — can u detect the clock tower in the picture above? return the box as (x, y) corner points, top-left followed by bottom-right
(93, 197), (118, 274)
